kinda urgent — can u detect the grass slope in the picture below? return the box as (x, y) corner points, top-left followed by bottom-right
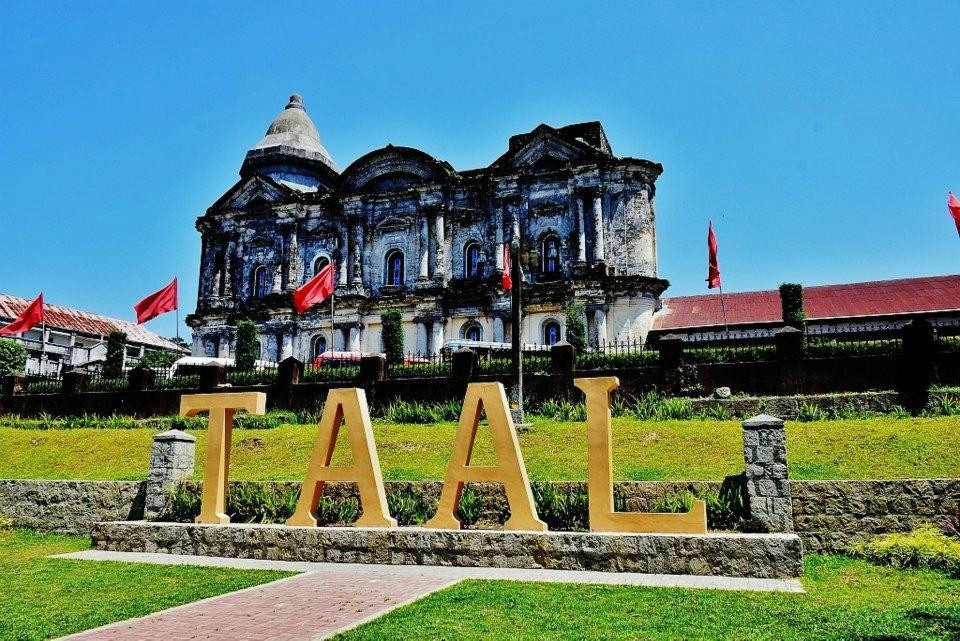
(338, 556), (960, 641)
(2, 416), (958, 481)
(0, 529), (292, 641)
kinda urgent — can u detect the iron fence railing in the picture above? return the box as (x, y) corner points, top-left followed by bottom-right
(20, 371), (62, 395)
(224, 363), (278, 386)
(682, 332), (778, 364)
(804, 323), (903, 358)
(150, 367), (202, 390)
(303, 360), (360, 383)
(577, 340), (659, 370)
(386, 353), (452, 379)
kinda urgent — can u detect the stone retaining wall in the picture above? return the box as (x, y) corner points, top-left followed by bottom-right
(91, 521), (804, 579)
(3, 479), (957, 553)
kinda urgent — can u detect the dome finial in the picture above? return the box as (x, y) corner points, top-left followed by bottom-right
(286, 94), (304, 110)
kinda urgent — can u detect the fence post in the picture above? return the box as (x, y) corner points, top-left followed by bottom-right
(900, 318), (937, 412)
(451, 348), (477, 385)
(774, 326), (805, 395)
(62, 369), (90, 394)
(658, 334), (684, 396)
(742, 414), (794, 532)
(144, 429), (197, 520)
(198, 365), (224, 392)
(2, 374), (23, 399)
(127, 364), (156, 392)
(550, 341), (576, 400)
(275, 357), (304, 409)
(359, 354), (387, 408)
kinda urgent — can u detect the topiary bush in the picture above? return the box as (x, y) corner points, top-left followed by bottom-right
(234, 319), (259, 371)
(850, 525), (960, 578)
(0, 338), (27, 375)
(381, 309), (404, 363)
(564, 299), (587, 351)
(103, 331), (127, 379)
(779, 283), (806, 332)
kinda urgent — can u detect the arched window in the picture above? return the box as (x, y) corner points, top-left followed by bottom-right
(462, 321), (483, 342)
(464, 242), (482, 279)
(312, 335), (327, 360)
(252, 265), (270, 299)
(313, 256), (330, 276)
(385, 250), (405, 287)
(543, 320), (562, 346)
(542, 235), (561, 274)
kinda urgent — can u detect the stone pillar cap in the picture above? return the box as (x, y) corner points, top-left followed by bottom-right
(742, 414), (785, 429)
(154, 429), (197, 442)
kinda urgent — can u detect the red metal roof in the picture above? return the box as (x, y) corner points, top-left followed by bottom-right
(0, 293), (187, 351)
(653, 275), (960, 331)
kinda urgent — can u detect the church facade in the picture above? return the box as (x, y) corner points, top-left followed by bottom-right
(187, 94), (668, 362)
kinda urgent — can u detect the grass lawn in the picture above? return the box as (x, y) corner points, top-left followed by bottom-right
(2, 415), (958, 482)
(338, 555), (960, 641)
(0, 529), (292, 641)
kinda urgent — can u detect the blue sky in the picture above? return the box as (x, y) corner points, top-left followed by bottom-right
(1, 1), (958, 340)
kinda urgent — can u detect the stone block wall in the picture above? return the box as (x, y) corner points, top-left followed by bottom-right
(0, 480), (144, 534)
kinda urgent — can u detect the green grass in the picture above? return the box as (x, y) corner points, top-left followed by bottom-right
(0, 529), (292, 641)
(2, 415), (958, 482)
(338, 555), (960, 641)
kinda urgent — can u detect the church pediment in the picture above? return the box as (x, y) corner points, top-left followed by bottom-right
(209, 174), (299, 212)
(489, 123), (610, 171)
(375, 216), (413, 232)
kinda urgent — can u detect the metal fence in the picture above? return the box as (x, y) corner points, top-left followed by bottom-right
(224, 363), (278, 386)
(576, 340), (659, 371)
(682, 332), (778, 364)
(804, 324), (903, 358)
(20, 370), (62, 394)
(385, 353), (452, 379)
(150, 367), (202, 390)
(303, 360), (360, 383)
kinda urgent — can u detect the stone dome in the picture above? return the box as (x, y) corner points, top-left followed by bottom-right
(244, 94), (338, 173)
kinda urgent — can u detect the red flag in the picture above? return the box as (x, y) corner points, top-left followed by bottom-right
(707, 221), (721, 289)
(294, 261), (335, 313)
(949, 192), (960, 237)
(134, 278), (178, 324)
(501, 243), (512, 291)
(0, 293), (44, 336)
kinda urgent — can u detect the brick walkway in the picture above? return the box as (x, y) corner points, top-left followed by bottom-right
(63, 571), (458, 640)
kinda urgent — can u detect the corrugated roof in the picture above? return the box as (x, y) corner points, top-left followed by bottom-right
(653, 274), (960, 331)
(0, 294), (187, 351)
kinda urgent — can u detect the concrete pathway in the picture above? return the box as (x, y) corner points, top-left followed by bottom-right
(56, 551), (803, 640)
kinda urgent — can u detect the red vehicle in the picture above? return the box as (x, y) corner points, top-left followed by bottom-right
(312, 351), (435, 367)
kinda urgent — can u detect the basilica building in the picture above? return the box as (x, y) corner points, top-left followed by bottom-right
(187, 94), (667, 362)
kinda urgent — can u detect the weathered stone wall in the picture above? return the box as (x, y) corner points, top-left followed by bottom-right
(91, 521), (803, 579)
(0, 480), (144, 534)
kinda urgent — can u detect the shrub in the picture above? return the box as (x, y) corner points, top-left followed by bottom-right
(138, 349), (179, 368)
(941, 511), (960, 539)
(234, 319), (259, 371)
(0, 338), (28, 375)
(387, 486), (433, 526)
(532, 482), (589, 531)
(924, 391), (960, 417)
(797, 402), (827, 422)
(891, 405), (911, 419)
(381, 309), (404, 364)
(779, 283), (806, 332)
(564, 299), (587, 352)
(103, 331), (127, 379)
(650, 480), (749, 532)
(850, 526), (960, 578)
(383, 400), (459, 424)
(455, 486), (482, 528)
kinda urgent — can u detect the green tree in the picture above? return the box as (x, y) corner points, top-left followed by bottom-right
(235, 319), (259, 370)
(168, 336), (189, 350)
(779, 283), (807, 332)
(103, 331), (127, 378)
(0, 338), (28, 375)
(381, 309), (404, 363)
(139, 349), (179, 368)
(564, 299), (587, 351)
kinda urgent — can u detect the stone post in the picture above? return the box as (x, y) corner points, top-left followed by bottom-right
(275, 356), (303, 410)
(2, 374), (23, 399)
(199, 364), (224, 391)
(657, 334), (684, 396)
(144, 429), (197, 520)
(62, 369), (90, 394)
(359, 354), (386, 385)
(742, 414), (794, 532)
(900, 318), (937, 412)
(127, 365), (156, 392)
(451, 348), (477, 388)
(774, 326), (805, 396)
(550, 341), (576, 400)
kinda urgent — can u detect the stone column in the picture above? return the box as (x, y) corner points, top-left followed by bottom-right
(217, 335), (230, 358)
(492, 316), (505, 343)
(433, 209), (446, 278)
(594, 308), (608, 346)
(576, 193), (587, 264)
(271, 263), (282, 294)
(222, 237), (234, 297)
(431, 320), (444, 355)
(742, 414), (794, 532)
(348, 326), (361, 352)
(352, 220), (364, 287)
(338, 226), (349, 288)
(285, 229), (299, 291)
(592, 189), (605, 263)
(418, 215), (430, 280)
(144, 430), (196, 520)
(416, 322), (428, 355)
(494, 202), (506, 273)
(280, 332), (294, 360)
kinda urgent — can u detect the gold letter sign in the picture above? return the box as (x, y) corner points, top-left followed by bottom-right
(575, 377), (707, 534)
(287, 388), (396, 528)
(425, 382), (546, 531)
(180, 392), (267, 525)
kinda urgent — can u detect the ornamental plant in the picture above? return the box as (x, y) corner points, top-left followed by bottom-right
(778, 283), (806, 332)
(564, 299), (587, 351)
(381, 308), (404, 363)
(0, 338), (27, 375)
(234, 319), (259, 371)
(103, 331), (127, 378)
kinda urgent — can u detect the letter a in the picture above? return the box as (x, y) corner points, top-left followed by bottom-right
(575, 376), (707, 534)
(180, 391), (267, 525)
(425, 382), (546, 531)
(287, 388), (396, 528)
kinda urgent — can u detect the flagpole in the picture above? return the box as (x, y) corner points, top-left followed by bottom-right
(40, 320), (46, 375)
(718, 284), (729, 333)
(330, 280), (335, 355)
